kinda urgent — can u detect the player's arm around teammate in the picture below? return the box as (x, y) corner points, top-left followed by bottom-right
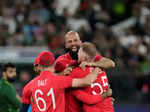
(19, 51), (102, 112)
(61, 65), (113, 104)
(72, 67), (101, 87)
(79, 56), (115, 70)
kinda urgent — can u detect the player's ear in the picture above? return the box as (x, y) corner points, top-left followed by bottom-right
(38, 65), (42, 71)
(64, 39), (68, 49)
(65, 42), (69, 49)
(84, 53), (90, 60)
(2, 71), (7, 78)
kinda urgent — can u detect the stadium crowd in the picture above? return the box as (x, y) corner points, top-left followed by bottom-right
(0, 0), (150, 104)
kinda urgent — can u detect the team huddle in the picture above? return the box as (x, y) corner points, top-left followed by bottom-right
(20, 31), (115, 112)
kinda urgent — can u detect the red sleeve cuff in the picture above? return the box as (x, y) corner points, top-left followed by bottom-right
(22, 98), (30, 104)
(94, 55), (103, 62)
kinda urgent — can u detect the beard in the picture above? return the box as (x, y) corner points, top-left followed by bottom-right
(65, 47), (80, 60)
(7, 77), (16, 83)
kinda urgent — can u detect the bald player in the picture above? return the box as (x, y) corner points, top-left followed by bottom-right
(54, 31), (115, 112)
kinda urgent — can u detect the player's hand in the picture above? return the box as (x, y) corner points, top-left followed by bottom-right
(111, 97), (115, 105)
(95, 67), (102, 73)
(79, 61), (88, 70)
(106, 88), (112, 97)
(63, 67), (72, 75)
(16, 94), (21, 101)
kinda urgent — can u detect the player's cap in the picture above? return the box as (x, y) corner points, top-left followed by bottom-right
(54, 60), (77, 72)
(33, 51), (48, 66)
(39, 51), (55, 66)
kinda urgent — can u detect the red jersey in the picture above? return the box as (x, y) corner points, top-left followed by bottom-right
(54, 53), (77, 72)
(55, 53), (104, 112)
(72, 67), (114, 112)
(65, 67), (104, 112)
(22, 70), (73, 112)
(54, 53), (102, 72)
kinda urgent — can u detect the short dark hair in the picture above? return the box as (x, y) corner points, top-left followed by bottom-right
(2, 63), (16, 72)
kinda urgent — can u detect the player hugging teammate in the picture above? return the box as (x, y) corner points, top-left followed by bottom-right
(20, 31), (115, 112)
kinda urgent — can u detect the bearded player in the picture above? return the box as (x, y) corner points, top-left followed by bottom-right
(54, 31), (115, 112)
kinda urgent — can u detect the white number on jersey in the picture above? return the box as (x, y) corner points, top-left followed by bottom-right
(34, 88), (56, 111)
(91, 75), (108, 95)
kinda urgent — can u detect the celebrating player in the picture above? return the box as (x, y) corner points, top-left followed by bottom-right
(73, 42), (114, 112)
(54, 31), (115, 112)
(54, 31), (115, 73)
(63, 42), (114, 112)
(20, 51), (101, 112)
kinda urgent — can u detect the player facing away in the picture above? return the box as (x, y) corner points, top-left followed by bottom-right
(76, 42), (114, 112)
(19, 51), (101, 112)
(29, 51), (112, 112)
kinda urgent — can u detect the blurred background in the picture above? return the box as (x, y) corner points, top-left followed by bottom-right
(0, 0), (150, 111)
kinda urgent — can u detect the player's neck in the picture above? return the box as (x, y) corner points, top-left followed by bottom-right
(42, 66), (54, 72)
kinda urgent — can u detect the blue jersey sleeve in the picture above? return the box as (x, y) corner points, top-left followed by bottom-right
(28, 105), (31, 112)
